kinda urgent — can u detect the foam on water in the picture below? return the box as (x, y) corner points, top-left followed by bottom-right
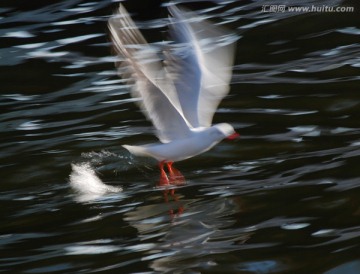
(69, 163), (122, 202)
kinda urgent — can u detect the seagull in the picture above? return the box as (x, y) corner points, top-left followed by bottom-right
(108, 4), (239, 185)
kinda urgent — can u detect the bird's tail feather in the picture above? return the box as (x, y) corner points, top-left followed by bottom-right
(122, 145), (149, 157)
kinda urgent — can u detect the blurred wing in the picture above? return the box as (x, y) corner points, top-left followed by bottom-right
(108, 4), (191, 143)
(168, 6), (236, 127)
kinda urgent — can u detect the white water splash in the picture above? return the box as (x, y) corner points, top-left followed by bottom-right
(69, 163), (122, 202)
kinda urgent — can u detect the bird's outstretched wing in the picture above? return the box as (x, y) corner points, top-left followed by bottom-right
(168, 5), (236, 128)
(108, 4), (192, 143)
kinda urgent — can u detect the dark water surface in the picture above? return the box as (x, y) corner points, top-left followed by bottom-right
(1, 0), (360, 273)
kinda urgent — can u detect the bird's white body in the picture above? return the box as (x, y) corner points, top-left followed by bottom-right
(108, 4), (237, 163)
(123, 123), (235, 162)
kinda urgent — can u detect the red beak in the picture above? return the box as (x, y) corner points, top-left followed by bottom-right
(226, 132), (240, 140)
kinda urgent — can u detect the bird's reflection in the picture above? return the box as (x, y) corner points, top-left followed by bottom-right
(156, 162), (185, 218)
(123, 185), (252, 273)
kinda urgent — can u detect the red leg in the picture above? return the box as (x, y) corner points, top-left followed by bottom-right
(156, 162), (185, 218)
(158, 160), (169, 187)
(166, 162), (185, 185)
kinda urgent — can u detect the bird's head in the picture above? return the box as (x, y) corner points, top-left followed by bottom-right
(213, 123), (240, 140)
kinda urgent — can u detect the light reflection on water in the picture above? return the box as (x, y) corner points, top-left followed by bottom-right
(1, 0), (360, 273)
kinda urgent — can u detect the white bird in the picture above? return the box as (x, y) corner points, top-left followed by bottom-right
(108, 4), (239, 185)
